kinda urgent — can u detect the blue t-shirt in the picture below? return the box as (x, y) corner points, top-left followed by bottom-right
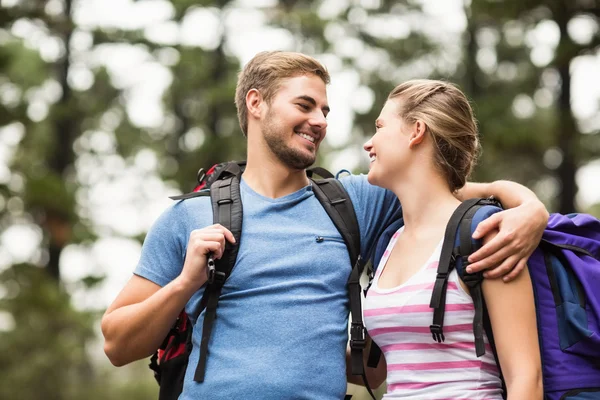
(135, 174), (401, 399)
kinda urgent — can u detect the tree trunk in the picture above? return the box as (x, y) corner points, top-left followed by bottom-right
(205, 37), (227, 168)
(46, 0), (75, 281)
(555, 1), (578, 213)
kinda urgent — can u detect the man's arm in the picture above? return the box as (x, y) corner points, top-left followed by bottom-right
(102, 275), (197, 366)
(102, 224), (234, 366)
(458, 180), (549, 281)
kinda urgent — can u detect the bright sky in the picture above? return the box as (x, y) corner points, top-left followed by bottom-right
(0, 0), (599, 311)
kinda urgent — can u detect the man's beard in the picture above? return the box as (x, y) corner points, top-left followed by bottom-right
(262, 110), (317, 170)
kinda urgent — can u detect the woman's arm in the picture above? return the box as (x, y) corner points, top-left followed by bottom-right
(480, 231), (543, 400)
(459, 180), (549, 281)
(346, 338), (387, 389)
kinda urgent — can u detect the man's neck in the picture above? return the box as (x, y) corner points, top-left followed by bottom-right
(243, 156), (310, 199)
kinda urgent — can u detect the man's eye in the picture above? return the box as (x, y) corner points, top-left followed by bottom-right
(297, 104), (310, 110)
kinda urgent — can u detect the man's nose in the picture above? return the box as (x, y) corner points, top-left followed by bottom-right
(309, 111), (328, 130)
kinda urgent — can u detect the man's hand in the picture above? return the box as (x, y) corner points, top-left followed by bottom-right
(467, 201), (549, 282)
(180, 224), (236, 290)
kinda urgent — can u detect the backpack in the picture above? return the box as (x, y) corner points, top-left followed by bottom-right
(148, 161), (375, 400)
(370, 197), (600, 399)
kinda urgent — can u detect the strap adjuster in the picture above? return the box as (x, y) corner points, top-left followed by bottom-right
(350, 323), (367, 350)
(208, 269), (226, 285)
(206, 256), (226, 285)
(430, 324), (445, 343)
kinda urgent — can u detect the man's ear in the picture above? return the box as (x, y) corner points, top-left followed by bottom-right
(408, 120), (427, 149)
(246, 89), (263, 120)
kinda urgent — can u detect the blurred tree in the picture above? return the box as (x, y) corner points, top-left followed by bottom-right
(0, 0), (121, 282)
(92, 0), (246, 190)
(465, 0), (600, 213)
(266, 0), (443, 169)
(0, 263), (157, 400)
(0, 0), (249, 397)
(0, 263), (95, 400)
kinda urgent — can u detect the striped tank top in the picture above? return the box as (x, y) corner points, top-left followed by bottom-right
(364, 227), (503, 399)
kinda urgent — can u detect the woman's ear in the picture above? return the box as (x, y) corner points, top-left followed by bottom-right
(408, 120), (427, 149)
(246, 89), (263, 120)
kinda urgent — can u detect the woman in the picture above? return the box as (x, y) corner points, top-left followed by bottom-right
(351, 80), (542, 399)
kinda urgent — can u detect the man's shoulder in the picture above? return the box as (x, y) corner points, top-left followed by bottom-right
(338, 173), (386, 201)
(338, 172), (368, 192)
(157, 192), (213, 226)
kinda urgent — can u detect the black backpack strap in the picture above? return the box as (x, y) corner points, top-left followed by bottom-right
(311, 177), (376, 400)
(429, 198), (483, 342)
(457, 205), (486, 356)
(453, 198), (507, 398)
(193, 164), (244, 383)
(366, 343), (382, 368)
(169, 191), (210, 201)
(429, 197), (507, 398)
(311, 178), (360, 264)
(307, 166), (335, 179)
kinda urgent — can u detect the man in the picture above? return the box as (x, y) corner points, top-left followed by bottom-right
(102, 51), (548, 399)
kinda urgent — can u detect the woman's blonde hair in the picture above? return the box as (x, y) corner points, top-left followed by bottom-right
(388, 79), (481, 192)
(235, 51), (330, 136)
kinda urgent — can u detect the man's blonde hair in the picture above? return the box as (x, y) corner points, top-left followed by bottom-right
(235, 51), (330, 136)
(388, 79), (481, 192)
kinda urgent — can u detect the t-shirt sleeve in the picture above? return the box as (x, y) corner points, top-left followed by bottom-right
(134, 201), (191, 287)
(340, 173), (402, 259)
(471, 205), (504, 248)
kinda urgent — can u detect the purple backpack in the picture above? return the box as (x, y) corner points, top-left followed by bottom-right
(428, 198), (600, 399)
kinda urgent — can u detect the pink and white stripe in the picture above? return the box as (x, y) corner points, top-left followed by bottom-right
(364, 227), (502, 399)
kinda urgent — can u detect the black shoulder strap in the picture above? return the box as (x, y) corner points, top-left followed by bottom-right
(311, 177), (360, 265)
(429, 198), (483, 342)
(307, 166), (335, 179)
(311, 177), (375, 400)
(169, 191), (210, 201)
(193, 162), (244, 383)
(428, 197), (507, 398)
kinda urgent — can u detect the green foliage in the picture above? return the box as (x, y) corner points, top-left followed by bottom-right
(0, 0), (599, 397)
(0, 263), (157, 400)
(465, 0), (600, 213)
(0, 264), (96, 400)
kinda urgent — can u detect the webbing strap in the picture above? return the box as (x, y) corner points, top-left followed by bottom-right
(194, 172), (243, 382)
(366, 342), (382, 368)
(311, 178), (361, 265)
(307, 166), (335, 179)
(169, 191), (210, 201)
(430, 199), (482, 342)
(458, 206), (486, 356)
(311, 178), (375, 399)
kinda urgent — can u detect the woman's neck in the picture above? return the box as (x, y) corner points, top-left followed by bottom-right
(390, 172), (461, 239)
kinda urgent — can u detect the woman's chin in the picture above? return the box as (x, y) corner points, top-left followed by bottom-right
(366, 171), (380, 187)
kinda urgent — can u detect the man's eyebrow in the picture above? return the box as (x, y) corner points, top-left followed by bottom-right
(295, 95), (330, 114)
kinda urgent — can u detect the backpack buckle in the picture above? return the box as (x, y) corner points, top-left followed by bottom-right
(350, 323), (367, 350)
(196, 168), (206, 185)
(207, 268), (226, 285)
(435, 271), (448, 281)
(206, 255), (227, 285)
(430, 324), (445, 343)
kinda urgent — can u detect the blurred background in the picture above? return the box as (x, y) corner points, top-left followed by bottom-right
(0, 0), (598, 399)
